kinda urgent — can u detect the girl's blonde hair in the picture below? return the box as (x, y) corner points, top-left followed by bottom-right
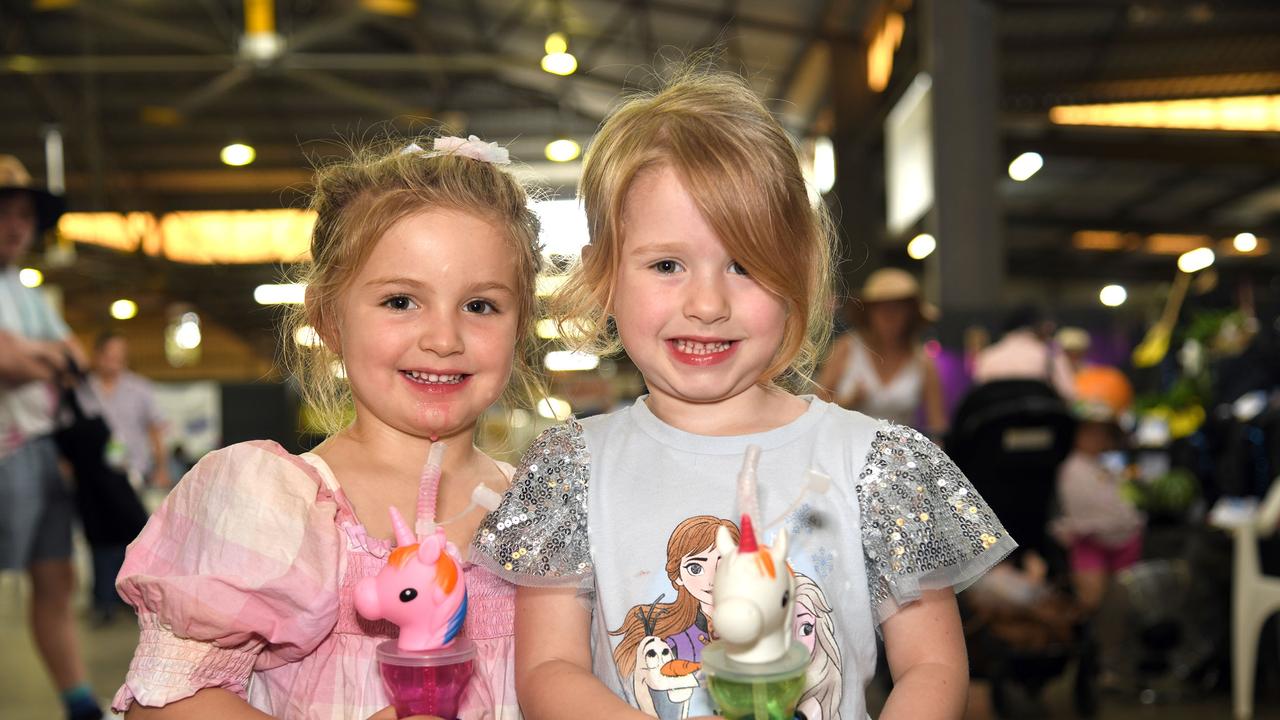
(554, 69), (837, 389)
(284, 137), (544, 434)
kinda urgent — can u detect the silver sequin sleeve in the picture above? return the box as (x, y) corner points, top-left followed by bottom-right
(858, 423), (1016, 625)
(470, 421), (594, 592)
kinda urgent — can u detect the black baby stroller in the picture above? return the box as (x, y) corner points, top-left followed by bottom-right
(947, 379), (1076, 563)
(946, 379), (1094, 717)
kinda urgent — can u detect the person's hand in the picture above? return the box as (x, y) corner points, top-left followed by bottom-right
(30, 340), (69, 373)
(61, 338), (89, 374)
(365, 707), (443, 720)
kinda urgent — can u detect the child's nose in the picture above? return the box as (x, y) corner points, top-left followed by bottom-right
(418, 314), (464, 355)
(683, 273), (730, 324)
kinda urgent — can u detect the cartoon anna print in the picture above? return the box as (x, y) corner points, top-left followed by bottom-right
(611, 516), (741, 717)
(611, 515), (739, 673)
(612, 517), (844, 719)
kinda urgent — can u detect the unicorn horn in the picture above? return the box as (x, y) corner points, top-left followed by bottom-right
(389, 505), (416, 548)
(738, 513), (759, 553)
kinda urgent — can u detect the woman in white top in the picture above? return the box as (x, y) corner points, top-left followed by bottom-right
(816, 268), (949, 435)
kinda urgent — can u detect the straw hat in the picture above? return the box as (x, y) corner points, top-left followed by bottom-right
(0, 155), (66, 234)
(857, 268), (939, 323)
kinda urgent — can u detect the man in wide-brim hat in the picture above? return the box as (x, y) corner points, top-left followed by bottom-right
(0, 154), (104, 720)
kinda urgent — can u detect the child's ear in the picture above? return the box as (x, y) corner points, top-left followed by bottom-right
(306, 286), (341, 351)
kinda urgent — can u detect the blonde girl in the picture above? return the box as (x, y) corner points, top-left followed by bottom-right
(114, 135), (541, 720)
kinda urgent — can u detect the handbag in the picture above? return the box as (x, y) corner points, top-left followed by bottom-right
(51, 376), (149, 546)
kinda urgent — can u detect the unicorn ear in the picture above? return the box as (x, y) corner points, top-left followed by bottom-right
(716, 525), (737, 557)
(773, 527), (789, 564)
(417, 532), (443, 564)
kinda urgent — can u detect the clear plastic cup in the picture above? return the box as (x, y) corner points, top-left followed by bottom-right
(700, 642), (809, 720)
(375, 637), (476, 720)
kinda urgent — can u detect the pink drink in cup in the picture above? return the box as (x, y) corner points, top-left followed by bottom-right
(376, 637), (475, 719)
(355, 444), (474, 718)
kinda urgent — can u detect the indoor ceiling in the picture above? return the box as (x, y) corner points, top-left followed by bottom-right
(2, 0), (1277, 370)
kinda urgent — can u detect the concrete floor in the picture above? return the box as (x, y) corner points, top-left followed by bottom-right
(1, 544), (1275, 720)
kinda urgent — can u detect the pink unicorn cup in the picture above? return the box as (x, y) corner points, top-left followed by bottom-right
(355, 448), (474, 719)
(374, 636), (476, 720)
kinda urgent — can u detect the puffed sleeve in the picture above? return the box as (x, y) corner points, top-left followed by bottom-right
(111, 441), (343, 711)
(471, 420), (593, 593)
(857, 423), (1016, 625)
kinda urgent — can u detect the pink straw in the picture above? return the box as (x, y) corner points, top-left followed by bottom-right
(415, 442), (446, 538)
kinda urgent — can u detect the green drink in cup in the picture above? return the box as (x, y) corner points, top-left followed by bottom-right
(701, 642), (809, 720)
(703, 448), (809, 719)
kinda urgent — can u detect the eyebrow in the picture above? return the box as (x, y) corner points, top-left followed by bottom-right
(363, 277), (515, 295)
(467, 280), (516, 295)
(686, 556), (708, 563)
(626, 241), (687, 257)
(364, 276), (423, 288)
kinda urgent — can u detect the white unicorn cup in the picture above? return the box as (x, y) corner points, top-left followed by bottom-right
(700, 447), (810, 720)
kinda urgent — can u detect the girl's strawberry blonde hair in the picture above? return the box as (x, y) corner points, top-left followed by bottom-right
(553, 69), (836, 389)
(284, 136), (544, 434)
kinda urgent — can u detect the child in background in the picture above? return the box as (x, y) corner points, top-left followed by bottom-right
(475, 70), (1014, 720)
(114, 135), (542, 720)
(1053, 365), (1144, 611)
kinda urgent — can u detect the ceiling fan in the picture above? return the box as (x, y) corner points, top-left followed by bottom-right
(47, 0), (434, 122)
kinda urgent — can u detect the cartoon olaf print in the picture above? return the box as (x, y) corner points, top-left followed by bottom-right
(629, 596), (700, 719)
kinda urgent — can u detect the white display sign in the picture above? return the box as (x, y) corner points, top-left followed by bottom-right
(885, 73), (934, 237)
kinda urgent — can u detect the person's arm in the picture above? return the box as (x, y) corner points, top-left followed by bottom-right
(813, 334), (851, 403)
(147, 422), (172, 487)
(142, 383), (172, 487)
(878, 588), (969, 720)
(1049, 347), (1077, 400)
(0, 329), (65, 384)
(126, 690), (429, 720)
(126, 689), (272, 720)
(515, 587), (651, 720)
(921, 354), (949, 436)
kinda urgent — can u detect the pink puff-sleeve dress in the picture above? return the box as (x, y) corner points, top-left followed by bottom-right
(112, 440), (519, 720)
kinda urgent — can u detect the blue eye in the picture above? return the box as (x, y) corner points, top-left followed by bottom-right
(729, 261), (749, 276)
(684, 562), (703, 576)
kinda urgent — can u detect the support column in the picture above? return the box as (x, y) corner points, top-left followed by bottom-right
(829, 34), (885, 304)
(921, 0), (1003, 312)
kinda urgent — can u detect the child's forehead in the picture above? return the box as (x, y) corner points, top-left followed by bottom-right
(352, 217), (518, 288)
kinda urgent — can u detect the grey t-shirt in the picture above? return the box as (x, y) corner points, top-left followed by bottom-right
(0, 267), (71, 458)
(476, 396), (1014, 720)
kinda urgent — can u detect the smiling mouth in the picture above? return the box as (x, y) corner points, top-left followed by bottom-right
(400, 370), (468, 385)
(671, 339), (735, 355)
